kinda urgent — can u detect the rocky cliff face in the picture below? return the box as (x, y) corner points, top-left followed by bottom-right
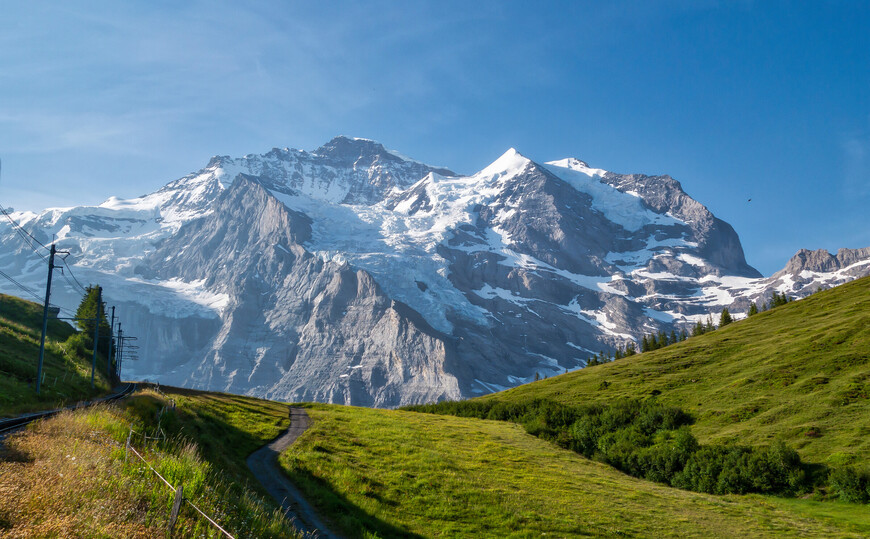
(135, 176), (460, 406)
(1, 136), (867, 405)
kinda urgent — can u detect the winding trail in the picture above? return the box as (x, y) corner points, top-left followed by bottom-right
(247, 407), (341, 539)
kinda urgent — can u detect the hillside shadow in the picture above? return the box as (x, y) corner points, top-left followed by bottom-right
(279, 467), (425, 539)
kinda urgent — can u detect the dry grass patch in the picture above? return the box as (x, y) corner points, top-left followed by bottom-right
(0, 389), (299, 538)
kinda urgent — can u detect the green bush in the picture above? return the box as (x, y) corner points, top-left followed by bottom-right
(406, 398), (812, 498)
(672, 442), (805, 495)
(829, 467), (870, 503)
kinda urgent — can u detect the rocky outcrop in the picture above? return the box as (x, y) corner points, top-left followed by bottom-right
(779, 247), (870, 275)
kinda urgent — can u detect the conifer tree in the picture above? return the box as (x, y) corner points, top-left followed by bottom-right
(719, 308), (733, 327)
(625, 342), (637, 356)
(692, 320), (704, 336)
(748, 302), (758, 316)
(75, 285), (112, 355)
(641, 335), (650, 353)
(680, 329), (688, 341)
(670, 329), (678, 345)
(706, 315), (715, 332)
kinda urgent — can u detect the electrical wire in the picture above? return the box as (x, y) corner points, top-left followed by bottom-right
(0, 206), (49, 263)
(57, 264), (89, 296)
(0, 268), (44, 302)
(56, 258), (89, 294)
(0, 159), (50, 260)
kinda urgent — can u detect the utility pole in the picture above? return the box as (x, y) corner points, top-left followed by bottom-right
(108, 306), (115, 382)
(36, 244), (59, 395)
(117, 325), (123, 381)
(91, 286), (102, 388)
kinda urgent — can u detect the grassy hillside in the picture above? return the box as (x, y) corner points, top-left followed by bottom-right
(0, 293), (113, 417)
(0, 385), (298, 537)
(485, 275), (870, 467)
(279, 404), (870, 538)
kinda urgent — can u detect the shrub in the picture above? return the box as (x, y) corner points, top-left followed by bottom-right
(829, 467), (870, 504)
(405, 398), (812, 498)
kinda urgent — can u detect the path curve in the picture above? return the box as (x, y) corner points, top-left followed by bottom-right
(247, 407), (341, 539)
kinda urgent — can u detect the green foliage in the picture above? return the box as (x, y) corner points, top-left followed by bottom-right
(748, 302), (759, 316)
(720, 308), (733, 327)
(830, 467), (870, 504)
(673, 442), (805, 495)
(74, 285), (112, 357)
(405, 398), (810, 497)
(768, 291), (792, 309)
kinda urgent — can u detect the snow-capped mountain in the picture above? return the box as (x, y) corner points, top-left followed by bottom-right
(2, 136), (868, 406)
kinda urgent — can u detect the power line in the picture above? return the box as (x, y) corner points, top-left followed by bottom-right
(0, 205), (49, 262)
(56, 263), (89, 296)
(56, 257), (89, 294)
(0, 159), (50, 259)
(0, 268), (44, 302)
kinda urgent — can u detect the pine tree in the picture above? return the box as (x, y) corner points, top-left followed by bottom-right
(692, 320), (704, 337)
(680, 329), (688, 341)
(625, 342), (637, 356)
(719, 308), (733, 327)
(706, 315), (715, 332)
(641, 335), (650, 352)
(75, 285), (111, 356)
(748, 302), (758, 316)
(670, 329), (678, 345)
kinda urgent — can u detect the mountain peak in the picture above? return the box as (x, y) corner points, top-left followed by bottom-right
(478, 148), (534, 178)
(314, 136), (390, 162)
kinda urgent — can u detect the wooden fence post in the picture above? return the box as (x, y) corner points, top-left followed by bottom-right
(169, 485), (184, 533)
(125, 427), (132, 462)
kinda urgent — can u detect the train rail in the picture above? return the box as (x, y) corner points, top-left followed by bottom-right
(0, 382), (137, 436)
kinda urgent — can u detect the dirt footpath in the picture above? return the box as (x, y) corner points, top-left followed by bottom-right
(247, 407), (341, 539)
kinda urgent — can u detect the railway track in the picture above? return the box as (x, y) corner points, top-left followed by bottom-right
(0, 382), (137, 436)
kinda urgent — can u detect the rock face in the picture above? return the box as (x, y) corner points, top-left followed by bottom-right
(1, 136), (868, 405)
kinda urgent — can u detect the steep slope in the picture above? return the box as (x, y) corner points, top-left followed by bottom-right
(0, 293), (113, 416)
(1, 136), (868, 405)
(482, 275), (870, 466)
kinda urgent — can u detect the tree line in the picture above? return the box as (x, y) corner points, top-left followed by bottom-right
(589, 291), (795, 366)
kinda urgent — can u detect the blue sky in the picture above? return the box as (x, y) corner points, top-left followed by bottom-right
(0, 0), (867, 275)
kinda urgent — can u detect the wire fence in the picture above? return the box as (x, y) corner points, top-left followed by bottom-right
(125, 428), (236, 538)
